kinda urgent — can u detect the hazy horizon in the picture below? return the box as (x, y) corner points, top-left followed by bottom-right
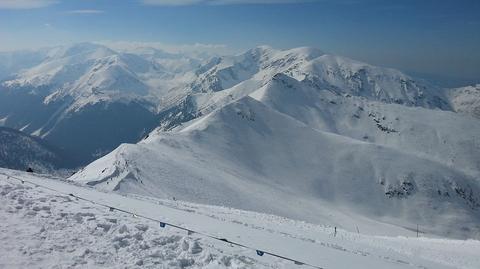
(0, 0), (479, 86)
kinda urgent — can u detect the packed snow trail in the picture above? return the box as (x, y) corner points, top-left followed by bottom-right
(1, 169), (480, 269)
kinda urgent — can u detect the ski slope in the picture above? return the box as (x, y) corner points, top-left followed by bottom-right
(2, 168), (480, 269)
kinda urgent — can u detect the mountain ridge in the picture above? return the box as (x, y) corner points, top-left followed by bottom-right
(71, 93), (480, 239)
(1, 42), (479, 239)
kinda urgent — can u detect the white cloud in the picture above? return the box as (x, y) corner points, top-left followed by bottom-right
(66, 9), (104, 14)
(210, 0), (314, 4)
(142, 0), (202, 5)
(100, 40), (235, 57)
(0, 0), (57, 9)
(142, 0), (316, 6)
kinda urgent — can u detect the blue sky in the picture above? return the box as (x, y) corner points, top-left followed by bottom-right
(0, 0), (479, 85)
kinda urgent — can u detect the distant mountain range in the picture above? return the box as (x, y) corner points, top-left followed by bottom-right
(1, 42), (479, 238)
(0, 43), (204, 165)
(1, 42), (477, 167)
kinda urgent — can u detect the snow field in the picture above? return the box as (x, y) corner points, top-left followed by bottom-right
(2, 169), (480, 269)
(0, 172), (283, 269)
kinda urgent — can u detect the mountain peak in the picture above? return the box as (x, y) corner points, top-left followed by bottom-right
(245, 45), (276, 58)
(284, 46), (324, 60)
(270, 73), (300, 86)
(46, 42), (115, 60)
(253, 44), (274, 51)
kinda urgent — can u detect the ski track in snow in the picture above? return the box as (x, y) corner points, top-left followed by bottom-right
(1, 169), (480, 269)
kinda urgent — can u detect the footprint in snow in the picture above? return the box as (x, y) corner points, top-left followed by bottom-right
(118, 224), (129, 234)
(106, 218), (117, 224)
(189, 241), (203, 254)
(73, 212), (95, 223)
(113, 234), (132, 249)
(169, 258), (195, 268)
(150, 235), (182, 247)
(96, 223), (112, 232)
(135, 223), (149, 232)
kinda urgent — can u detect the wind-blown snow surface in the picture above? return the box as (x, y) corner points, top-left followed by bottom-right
(0, 127), (66, 173)
(72, 78), (480, 239)
(2, 169), (480, 269)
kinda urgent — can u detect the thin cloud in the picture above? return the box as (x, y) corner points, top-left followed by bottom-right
(100, 40), (234, 56)
(142, 0), (201, 5)
(0, 0), (57, 9)
(141, 0), (318, 6)
(210, 0), (315, 4)
(66, 9), (104, 14)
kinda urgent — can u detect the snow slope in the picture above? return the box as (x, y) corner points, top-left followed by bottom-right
(0, 43), (188, 165)
(2, 43), (479, 244)
(251, 74), (480, 176)
(0, 49), (48, 81)
(152, 45), (452, 135)
(187, 46), (449, 111)
(448, 84), (480, 119)
(0, 43), (455, 167)
(3, 169), (480, 269)
(71, 94), (480, 239)
(1, 42), (160, 113)
(0, 127), (67, 172)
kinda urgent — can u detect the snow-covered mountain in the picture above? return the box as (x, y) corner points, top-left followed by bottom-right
(448, 84), (480, 119)
(253, 74), (480, 176)
(0, 49), (49, 81)
(0, 127), (67, 172)
(152, 45), (452, 134)
(187, 46), (449, 109)
(1, 42), (164, 111)
(0, 43), (457, 166)
(3, 42), (479, 239)
(0, 43), (204, 165)
(71, 79), (480, 239)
